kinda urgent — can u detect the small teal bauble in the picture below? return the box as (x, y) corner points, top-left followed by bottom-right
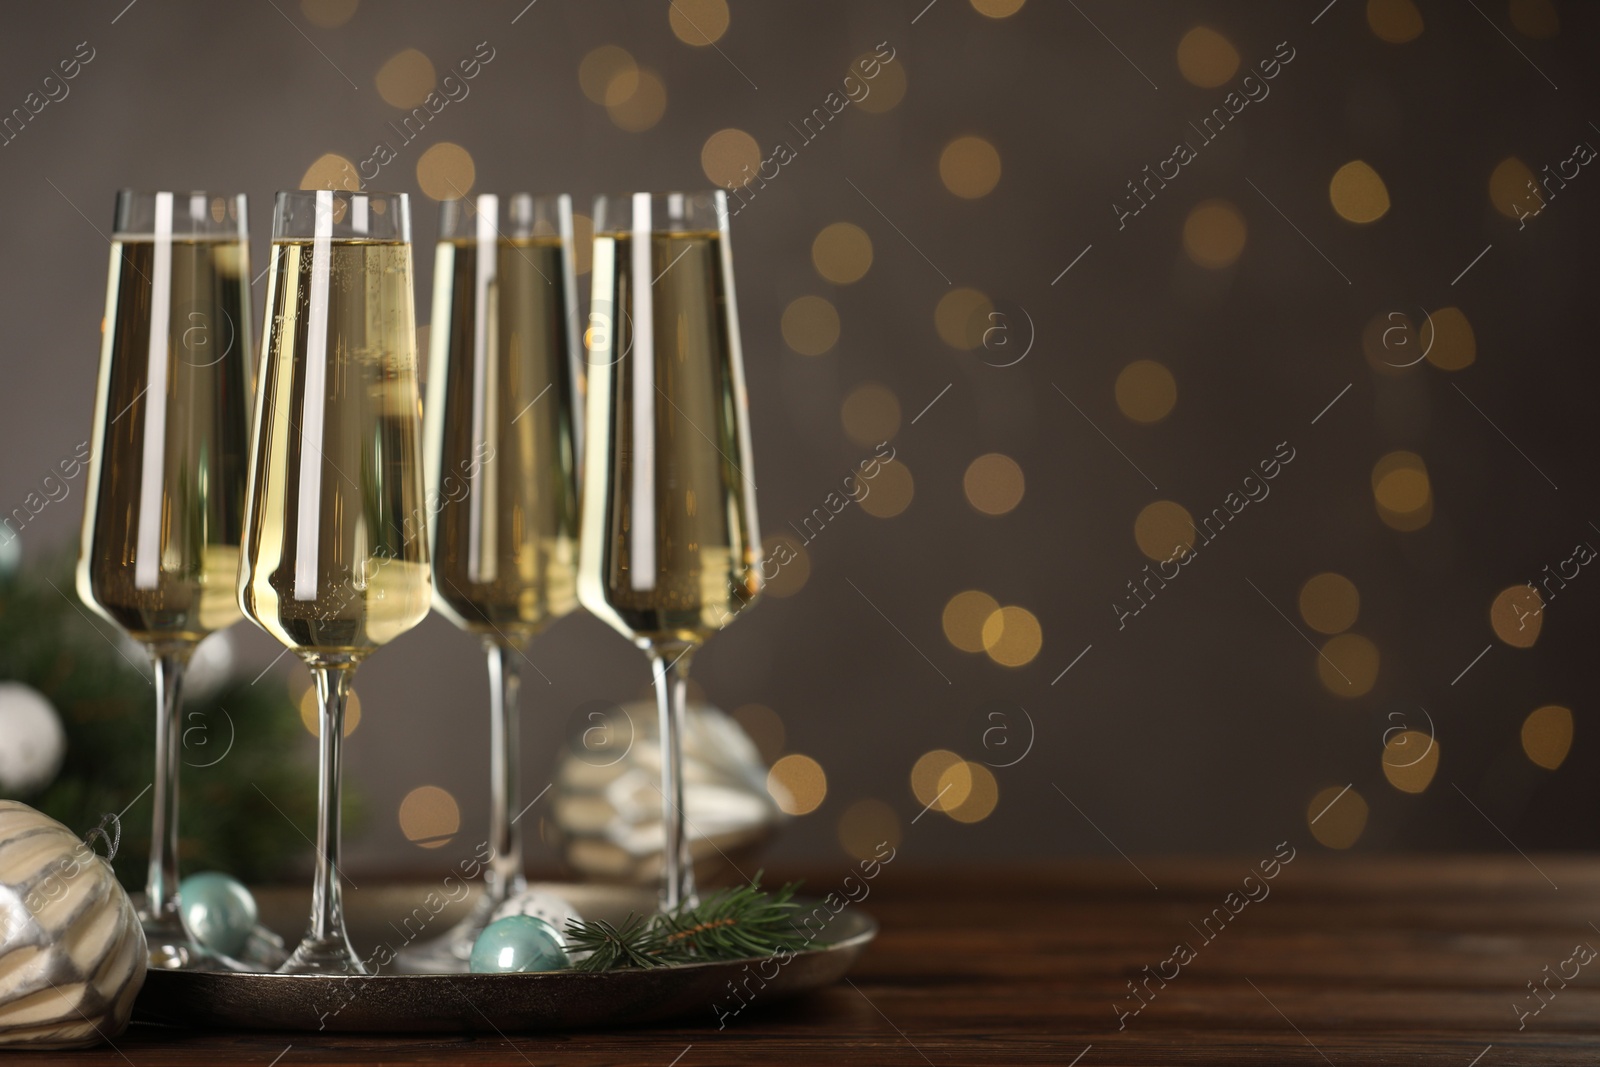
(469, 915), (571, 974)
(177, 872), (257, 959)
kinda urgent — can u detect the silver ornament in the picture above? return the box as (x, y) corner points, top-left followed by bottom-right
(550, 700), (785, 886)
(0, 802), (146, 1049)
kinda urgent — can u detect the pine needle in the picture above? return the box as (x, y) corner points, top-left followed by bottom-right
(566, 873), (803, 972)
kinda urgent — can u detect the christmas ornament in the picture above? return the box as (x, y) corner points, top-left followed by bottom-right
(550, 700), (784, 886)
(0, 801), (146, 1049)
(177, 872), (256, 959)
(0, 682), (66, 796)
(469, 916), (570, 973)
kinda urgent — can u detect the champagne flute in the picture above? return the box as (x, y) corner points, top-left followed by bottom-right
(77, 190), (252, 970)
(579, 191), (762, 911)
(404, 193), (583, 969)
(238, 190), (431, 974)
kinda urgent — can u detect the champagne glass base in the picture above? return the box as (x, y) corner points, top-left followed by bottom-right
(278, 935), (368, 975)
(397, 879), (523, 973)
(136, 904), (238, 972)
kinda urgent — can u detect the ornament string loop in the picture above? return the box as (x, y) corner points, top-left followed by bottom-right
(81, 813), (121, 862)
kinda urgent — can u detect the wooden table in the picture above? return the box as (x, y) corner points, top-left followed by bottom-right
(57, 857), (1600, 1064)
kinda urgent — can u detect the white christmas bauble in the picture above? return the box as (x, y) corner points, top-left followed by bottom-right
(0, 683), (66, 796)
(550, 701), (784, 885)
(0, 801), (147, 1049)
(490, 887), (583, 941)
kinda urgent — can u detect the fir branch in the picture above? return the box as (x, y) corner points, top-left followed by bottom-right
(567, 875), (804, 971)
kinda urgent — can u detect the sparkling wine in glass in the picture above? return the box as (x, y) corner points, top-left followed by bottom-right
(238, 190), (431, 974)
(402, 193), (583, 970)
(77, 190), (252, 970)
(579, 191), (762, 911)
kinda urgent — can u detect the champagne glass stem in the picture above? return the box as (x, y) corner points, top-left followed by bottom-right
(649, 646), (697, 912)
(281, 663), (364, 974)
(144, 650), (188, 933)
(484, 637), (526, 908)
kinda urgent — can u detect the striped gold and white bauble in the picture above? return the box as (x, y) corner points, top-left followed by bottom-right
(0, 801), (146, 1049)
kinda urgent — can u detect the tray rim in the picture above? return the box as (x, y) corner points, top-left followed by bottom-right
(133, 893), (879, 1033)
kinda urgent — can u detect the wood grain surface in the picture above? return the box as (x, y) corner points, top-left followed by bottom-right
(46, 856), (1600, 1065)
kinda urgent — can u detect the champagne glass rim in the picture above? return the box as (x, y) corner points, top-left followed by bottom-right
(112, 190), (248, 238)
(591, 191), (731, 236)
(272, 189), (411, 242)
(593, 190), (728, 205)
(274, 188), (409, 203)
(115, 188), (248, 198)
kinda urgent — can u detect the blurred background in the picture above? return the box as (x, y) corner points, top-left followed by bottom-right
(0, 0), (1597, 885)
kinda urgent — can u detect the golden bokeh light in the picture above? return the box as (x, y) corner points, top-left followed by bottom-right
(781, 295), (840, 356)
(1522, 705), (1572, 769)
(669, 0), (731, 45)
(1330, 160), (1391, 223)
(608, 69), (667, 132)
(1366, 0), (1424, 43)
(841, 382), (901, 445)
(1299, 572), (1360, 635)
(1489, 157), (1537, 218)
(944, 762), (999, 823)
(911, 750), (967, 811)
(1490, 584), (1542, 648)
(1133, 500), (1195, 562)
(1510, 0), (1559, 38)
(1374, 467), (1429, 511)
(398, 785), (460, 848)
(837, 798), (903, 860)
(1183, 199), (1247, 269)
(732, 703), (786, 764)
(298, 686), (362, 737)
(1308, 785), (1368, 849)
(934, 287), (993, 350)
(963, 453), (1025, 516)
(301, 0), (358, 29)
(812, 222), (874, 284)
(579, 45), (637, 105)
(761, 534), (810, 598)
(700, 127), (761, 189)
(767, 754), (827, 815)
(572, 213), (594, 275)
(1371, 451), (1431, 531)
(1176, 26), (1240, 88)
(854, 51), (906, 114)
(1115, 360), (1178, 423)
(375, 48), (436, 109)
(1382, 730), (1438, 793)
(860, 460), (914, 518)
(943, 591), (1001, 653)
(299, 152), (359, 192)
(939, 136), (1002, 199)
(971, 0), (1026, 16)
(1424, 306), (1475, 371)
(416, 141), (475, 201)
(1317, 633), (1379, 697)
(981, 605), (1042, 667)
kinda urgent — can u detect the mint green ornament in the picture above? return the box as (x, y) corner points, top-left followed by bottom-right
(470, 915), (570, 973)
(177, 872), (257, 959)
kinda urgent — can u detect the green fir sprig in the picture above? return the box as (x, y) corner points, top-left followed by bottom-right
(566, 875), (802, 971)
